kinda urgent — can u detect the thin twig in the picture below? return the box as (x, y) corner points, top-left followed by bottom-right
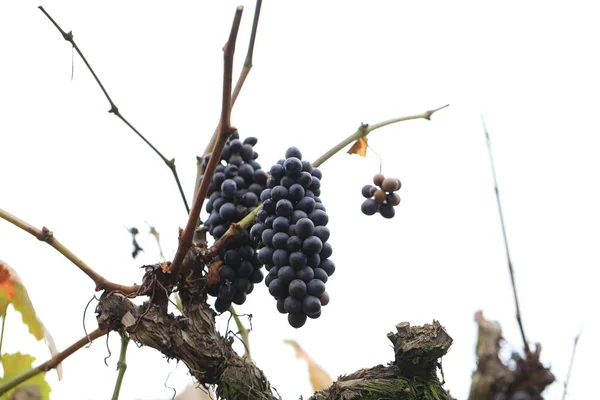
(208, 105), (448, 256)
(230, 305), (251, 360)
(0, 328), (107, 396)
(111, 331), (130, 400)
(193, 0), (263, 208)
(0, 310), (6, 356)
(482, 116), (530, 356)
(38, 6), (190, 214)
(313, 104), (449, 167)
(168, 7), (244, 278)
(0, 208), (140, 294)
(562, 329), (582, 400)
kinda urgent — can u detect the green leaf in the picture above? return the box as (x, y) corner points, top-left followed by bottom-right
(0, 353), (51, 400)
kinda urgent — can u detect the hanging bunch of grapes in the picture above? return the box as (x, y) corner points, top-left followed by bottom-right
(251, 147), (335, 328)
(201, 132), (268, 312)
(360, 173), (402, 218)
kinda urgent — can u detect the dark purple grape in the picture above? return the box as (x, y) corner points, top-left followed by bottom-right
(277, 298), (287, 313)
(221, 179), (237, 198)
(320, 259), (335, 276)
(237, 261), (254, 278)
(272, 249), (289, 267)
(289, 279), (307, 299)
(296, 266), (314, 282)
(307, 279), (326, 297)
(251, 268), (264, 284)
(214, 297), (232, 313)
(271, 186), (289, 202)
(283, 157), (303, 177)
(261, 229), (275, 247)
(219, 284), (236, 300)
(285, 146), (303, 160)
(295, 196), (316, 213)
(311, 168), (322, 180)
(297, 171), (313, 188)
(284, 296), (302, 314)
(362, 184), (375, 198)
(272, 216), (290, 233)
(302, 295), (321, 316)
(257, 246), (274, 264)
(223, 249), (241, 267)
(314, 268), (328, 283)
(276, 199), (293, 217)
(234, 278), (252, 293)
(361, 199), (378, 216)
(302, 236), (323, 255)
(291, 210), (308, 224)
(289, 251), (307, 269)
(288, 312), (307, 328)
(268, 278), (284, 297)
(320, 242), (333, 259)
(379, 203), (395, 219)
(288, 184), (305, 202)
(277, 265), (295, 283)
(286, 236), (303, 252)
(309, 209), (329, 226)
(295, 218), (315, 239)
(272, 232), (290, 249)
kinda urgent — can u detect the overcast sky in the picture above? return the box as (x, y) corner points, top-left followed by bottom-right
(1, 1), (598, 399)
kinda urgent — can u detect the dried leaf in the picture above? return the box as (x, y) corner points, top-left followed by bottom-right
(347, 136), (368, 157)
(284, 339), (332, 391)
(0, 353), (51, 400)
(0, 260), (62, 380)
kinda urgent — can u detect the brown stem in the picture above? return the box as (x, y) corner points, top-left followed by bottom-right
(38, 6), (190, 214)
(0, 208), (140, 294)
(0, 328), (107, 396)
(168, 7), (244, 278)
(482, 117), (530, 356)
(192, 0), (263, 212)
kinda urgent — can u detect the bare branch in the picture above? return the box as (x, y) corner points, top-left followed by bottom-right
(0, 328), (107, 396)
(562, 329), (582, 400)
(482, 116), (530, 356)
(0, 208), (140, 294)
(193, 0), (263, 209)
(38, 6), (190, 214)
(168, 7), (244, 278)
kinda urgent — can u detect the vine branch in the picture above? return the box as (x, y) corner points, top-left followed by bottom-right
(482, 117), (530, 356)
(0, 328), (108, 396)
(313, 104), (449, 167)
(0, 208), (140, 294)
(38, 6), (190, 214)
(193, 0), (263, 208)
(168, 6), (244, 278)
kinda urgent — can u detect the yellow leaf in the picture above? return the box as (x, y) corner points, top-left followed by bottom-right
(347, 136), (368, 157)
(284, 340), (332, 391)
(0, 260), (62, 380)
(0, 353), (51, 400)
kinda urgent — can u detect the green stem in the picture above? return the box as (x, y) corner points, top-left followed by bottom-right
(111, 332), (130, 400)
(229, 306), (251, 360)
(313, 104), (449, 167)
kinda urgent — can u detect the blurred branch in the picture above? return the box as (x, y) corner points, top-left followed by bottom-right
(482, 117), (530, 356)
(38, 6), (190, 214)
(0, 328), (107, 396)
(111, 331), (130, 400)
(168, 7), (244, 278)
(0, 208), (140, 294)
(562, 329), (582, 400)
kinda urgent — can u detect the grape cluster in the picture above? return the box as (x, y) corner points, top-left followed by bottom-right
(252, 147), (334, 328)
(201, 132), (268, 312)
(360, 173), (401, 218)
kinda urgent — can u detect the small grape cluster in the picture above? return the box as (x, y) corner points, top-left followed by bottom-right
(252, 147), (335, 328)
(360, 174), (401, 218)
(201, 132), (268, 311)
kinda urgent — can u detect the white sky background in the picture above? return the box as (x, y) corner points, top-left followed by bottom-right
(0, 1), (598, 399)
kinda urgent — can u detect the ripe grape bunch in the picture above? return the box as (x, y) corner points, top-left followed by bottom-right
(252, 147), (335, 328)
(201, 131), (268, 312)
(360, 173), (401, 218)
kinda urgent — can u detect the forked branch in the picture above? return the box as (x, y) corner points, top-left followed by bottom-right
(0, 208), (140, 294)
(168, 7), (244, 279)
(38, 6), (190, 214)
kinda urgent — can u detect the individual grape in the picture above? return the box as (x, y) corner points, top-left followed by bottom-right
(261, 229), (275, 247)
(302, 295), (321, 316)
(219, 265), (236, 281)
(291, 210), (308, 224)
(314, 268), (328, 283)
(284, 296), (302, 314)
(285, 146), (303, 160)
(221, 179), (237, 198)
(223, 249), (241, 267)
(275, 199), (294, 217)
(272, 249), (289, 267)
(295, 196), (316, 213)
(219, 202), (237, 221)
(311, 168), (322, 180)
(302, 236), (323, 255)
(296, 266), (315, 282)
(382, 177), (400, 192)
(374, 189), (386, 204)
(288, 279), (307, 299)
(278, 266), (296, 283)
(288, 184), (305, 202)
(218, 284), (236, 300)
(288, 312), (307, 328)
(237, 261), (254, 278)
(268, 278), (284, 297)
(373, 173), (385, 186)
(286, 235), (303, 252)
(297, 171), (313, 188)
(276, 298), (286, 313)
(320, 242), (333, 260)
(308, 209), (329, 226)
(295, 218), (315, 239)
(232, 291), (247, 305)
(271, 185), (289, 202)
(214, 297), (232, 313)
(272, 232), (290, 249)
(307, 254), (321, 268)
(307, 279), (326, 297)
(361, 199), (378, 215)
(272, 216), (290, 233)
(257, 246), (274, 264)
(313, 226), (330, 243)
(379, 203), (396, 219)
(362, 184), (375, 198)
(319, 292), (330, 306)
(289, 251), (308, 269)
(283, 157), (303, 177)
(320, 259), (335, 276)
(251, 268), (264, 284)
(387, 193), (401, 206)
